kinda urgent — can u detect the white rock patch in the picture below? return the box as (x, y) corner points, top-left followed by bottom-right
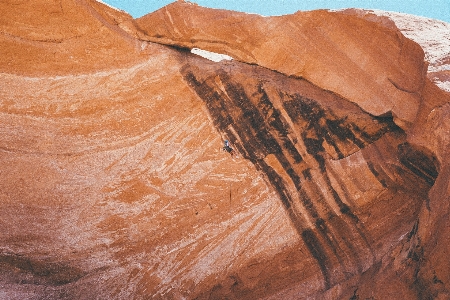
(95, 0), (125, 13)
(191, 48), (233, 62)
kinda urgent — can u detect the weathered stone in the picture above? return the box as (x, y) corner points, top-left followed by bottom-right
(0, 0), (449, 299)
(136, 1), (427, 126)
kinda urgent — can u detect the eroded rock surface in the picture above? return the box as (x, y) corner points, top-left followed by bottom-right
(1, 0), (449, 299)
(0, 0), (145, 75)
(136, 1), (427, 126)
(342, 8), (450, 93)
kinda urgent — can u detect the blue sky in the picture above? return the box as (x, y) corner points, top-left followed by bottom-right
(102, 0), (450, 23)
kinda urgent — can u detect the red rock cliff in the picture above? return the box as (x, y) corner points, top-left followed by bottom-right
(0, 0), (449, 299)
(136, 2), (427, 126)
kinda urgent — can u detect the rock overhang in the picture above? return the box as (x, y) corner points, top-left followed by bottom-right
(135, 1), (428, 128)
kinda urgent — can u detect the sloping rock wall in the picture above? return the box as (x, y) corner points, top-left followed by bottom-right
(0, 0), (145, 75)
(342, 8), (450, 93)
(0, 0), (449, 299)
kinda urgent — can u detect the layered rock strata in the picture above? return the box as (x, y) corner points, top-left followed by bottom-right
(0, 0), (449, 299)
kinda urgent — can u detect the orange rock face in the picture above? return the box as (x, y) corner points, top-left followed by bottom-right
(1, 1), (449, 299)
(0, 0), (145, 75)
(136, 2), (427, 126)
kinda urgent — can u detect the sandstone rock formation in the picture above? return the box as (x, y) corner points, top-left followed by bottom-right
(343, 8), (450, 93)
(1, 0), (449, 299)
(136, 3), (427, 126)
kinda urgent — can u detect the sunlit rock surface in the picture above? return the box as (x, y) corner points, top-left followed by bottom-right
(136, 2), (427, 126)
(340, 9), (450, 93)
(1, 0), (449, 299)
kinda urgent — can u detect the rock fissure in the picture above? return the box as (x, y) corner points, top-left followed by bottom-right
(388, 77), (422, 95)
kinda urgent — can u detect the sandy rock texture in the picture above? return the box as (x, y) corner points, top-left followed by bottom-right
(345, 9), (450, 93)
(136, 2), (427, 126)
(1, 0), (449, 299)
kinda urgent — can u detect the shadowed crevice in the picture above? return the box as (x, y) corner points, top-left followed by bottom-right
(397, 142), (439, 186)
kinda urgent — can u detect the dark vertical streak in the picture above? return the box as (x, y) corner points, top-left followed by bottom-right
(180, 62), (437, 291)
(301, 229), (331, 289)
(397, 142), (438, 186)
(367, 161), (388, 188)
